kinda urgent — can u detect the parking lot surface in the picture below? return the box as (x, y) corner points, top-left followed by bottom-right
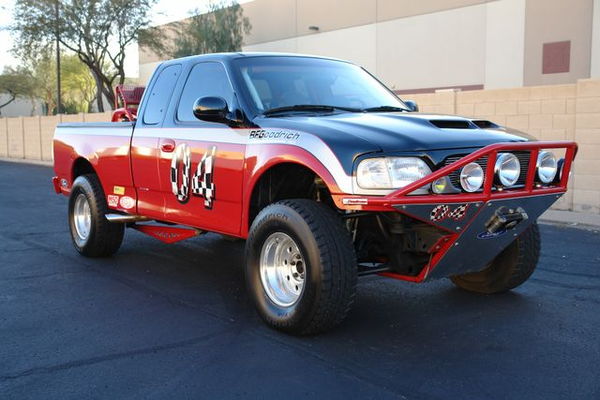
(1, 160), (599, 399)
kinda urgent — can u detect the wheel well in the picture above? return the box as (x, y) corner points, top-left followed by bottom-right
(248, 163), (333, 228)
(72, 158), (95, 181)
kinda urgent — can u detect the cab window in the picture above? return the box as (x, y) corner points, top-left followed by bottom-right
(143, 64), (182, 125)
(177, 62), (234, 123)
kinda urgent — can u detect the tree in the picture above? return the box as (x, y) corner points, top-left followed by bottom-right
(11, 0), (164, 112)
(61, 55), (97, 113)
(28, 52), (58, 115)
(173, 0), (251, 58)
(0, 67), (37, 116)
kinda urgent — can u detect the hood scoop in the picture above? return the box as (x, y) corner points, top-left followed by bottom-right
(429, 119), (475, 129)
(471, 120), (500, 129)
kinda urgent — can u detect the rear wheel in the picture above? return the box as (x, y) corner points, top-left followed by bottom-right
(451, 223), (540, 294)
(68, 174), (124, 257)
(245, 199), (357, 335)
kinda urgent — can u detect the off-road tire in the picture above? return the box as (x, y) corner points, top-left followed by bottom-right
(68, 174), (124, 257)
(245, 199), (357, 335)
(451, 222), (541, 294)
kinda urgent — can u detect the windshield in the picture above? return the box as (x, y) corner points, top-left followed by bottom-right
(231, 56), (408, 116)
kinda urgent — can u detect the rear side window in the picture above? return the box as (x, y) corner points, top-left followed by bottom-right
(143, 64), (182, 125)
(177, 62), (234, 122)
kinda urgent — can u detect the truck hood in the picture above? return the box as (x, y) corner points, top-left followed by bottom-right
(256, 112), (534, 154)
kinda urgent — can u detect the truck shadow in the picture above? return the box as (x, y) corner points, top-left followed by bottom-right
(108, 230), (540, 352)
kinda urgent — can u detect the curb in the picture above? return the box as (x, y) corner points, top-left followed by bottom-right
(539, 210), (600, 230)
(0, 157), (53, 167)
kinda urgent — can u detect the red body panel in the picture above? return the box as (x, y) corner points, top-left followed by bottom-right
(53, 128), (135, 210)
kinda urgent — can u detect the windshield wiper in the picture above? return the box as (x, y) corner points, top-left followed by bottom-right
(362, 105), (408, 113)
(262, 104), (360, 116)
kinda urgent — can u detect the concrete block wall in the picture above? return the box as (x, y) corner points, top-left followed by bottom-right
(405, 78), (600, 214)
(0, 112), (111, 163)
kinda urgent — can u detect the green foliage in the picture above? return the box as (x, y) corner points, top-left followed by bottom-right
(173, 0), (251, 58)
(2, 51), (98, 115)
(11, 0), (163, 112)
(0, 67), (37, 115)
(61, 55), (97, 113)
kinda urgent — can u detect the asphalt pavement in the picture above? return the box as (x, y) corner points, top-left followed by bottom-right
(1, 160), (599, 400)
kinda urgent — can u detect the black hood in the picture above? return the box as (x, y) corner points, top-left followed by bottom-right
(254, 112), (535, 173)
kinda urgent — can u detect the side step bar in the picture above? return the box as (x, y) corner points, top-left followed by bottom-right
(105, 213), (150, 223)
(105, 213), (203, 244)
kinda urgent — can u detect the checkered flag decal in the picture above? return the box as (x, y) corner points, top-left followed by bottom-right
(171, 143), (191, 202)
(430, 204), (469, 222)
(430, 205), (450, 222)
(448, 204), (468, 221)
(192, 146), (216, 209)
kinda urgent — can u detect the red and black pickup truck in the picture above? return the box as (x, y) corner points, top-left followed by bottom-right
(52, 53), (577, 334)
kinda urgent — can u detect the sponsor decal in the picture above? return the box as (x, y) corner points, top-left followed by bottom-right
(249, 129), (300, 141)
(170, 144), (216, 209)
(119, 196), (135, 209)
(113, 186), (125, 195)
(477, 229), (507, 240)
(342, 198), (368, 205)
(430, 204), (469, 222)
(107, 195), (119, 208)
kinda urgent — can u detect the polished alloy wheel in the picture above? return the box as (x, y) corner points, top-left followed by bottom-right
(73, 193), (92, 241)
(259, 232), (306, 307)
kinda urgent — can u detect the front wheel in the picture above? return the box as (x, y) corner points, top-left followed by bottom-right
(451, 223), (541, 294)
(68, 174), (124, 257)
(245, 199), (357, 335)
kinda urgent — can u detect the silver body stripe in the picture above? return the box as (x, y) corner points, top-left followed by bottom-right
(56, 126), (354, 194)
(57, 127), (133, 138)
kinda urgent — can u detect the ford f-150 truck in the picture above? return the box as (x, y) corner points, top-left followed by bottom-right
(53, 53), (577, 334)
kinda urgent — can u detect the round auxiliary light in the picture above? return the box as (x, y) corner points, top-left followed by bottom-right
(537, 151), (558, 183)
(460, 162), (484, 192)
(495, 153), (520, 187)
(557, 158), (568, 182)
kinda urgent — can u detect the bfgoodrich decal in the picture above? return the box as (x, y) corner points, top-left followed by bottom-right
(249, 129), (300, 141)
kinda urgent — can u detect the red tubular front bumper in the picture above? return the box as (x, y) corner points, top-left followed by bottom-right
(364, 141), (577, 209)
(336, 141), (578, 282)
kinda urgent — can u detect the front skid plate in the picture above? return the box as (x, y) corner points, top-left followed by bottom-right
(394, 193), (561, 279)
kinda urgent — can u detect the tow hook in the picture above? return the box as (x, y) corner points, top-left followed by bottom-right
(485, 206), (528, 234)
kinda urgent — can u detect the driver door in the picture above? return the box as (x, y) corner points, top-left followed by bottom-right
(157, 62), (246, 236)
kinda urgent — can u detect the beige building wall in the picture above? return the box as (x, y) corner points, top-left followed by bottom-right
(243, 23), (378, 74)
(523, 0), (594, 86)
(591, 0), (600, 78)
(244, 3), (492, 92)
(375, 4), (487, 92)
(484, 0), (526, 88)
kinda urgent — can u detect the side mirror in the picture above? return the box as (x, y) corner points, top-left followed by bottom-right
(404, 100), (419, 112)
(193, 96), (229, 123)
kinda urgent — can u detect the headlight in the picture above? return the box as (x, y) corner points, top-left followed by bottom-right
(537, 151), (557, 183)
(494, 153), (520, 186)
(356, 157), (431, 189)
(460, 162), (484, 192)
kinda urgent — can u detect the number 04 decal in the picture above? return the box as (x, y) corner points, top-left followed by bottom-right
(170, 143), (216, 209)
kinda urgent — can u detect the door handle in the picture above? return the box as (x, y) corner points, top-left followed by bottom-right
(160, 139), (176, 153)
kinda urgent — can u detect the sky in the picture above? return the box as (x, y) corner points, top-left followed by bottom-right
(0, 0), (253, 77)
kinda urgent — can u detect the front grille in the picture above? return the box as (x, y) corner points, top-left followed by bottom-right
(443, 151), (530, 190)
